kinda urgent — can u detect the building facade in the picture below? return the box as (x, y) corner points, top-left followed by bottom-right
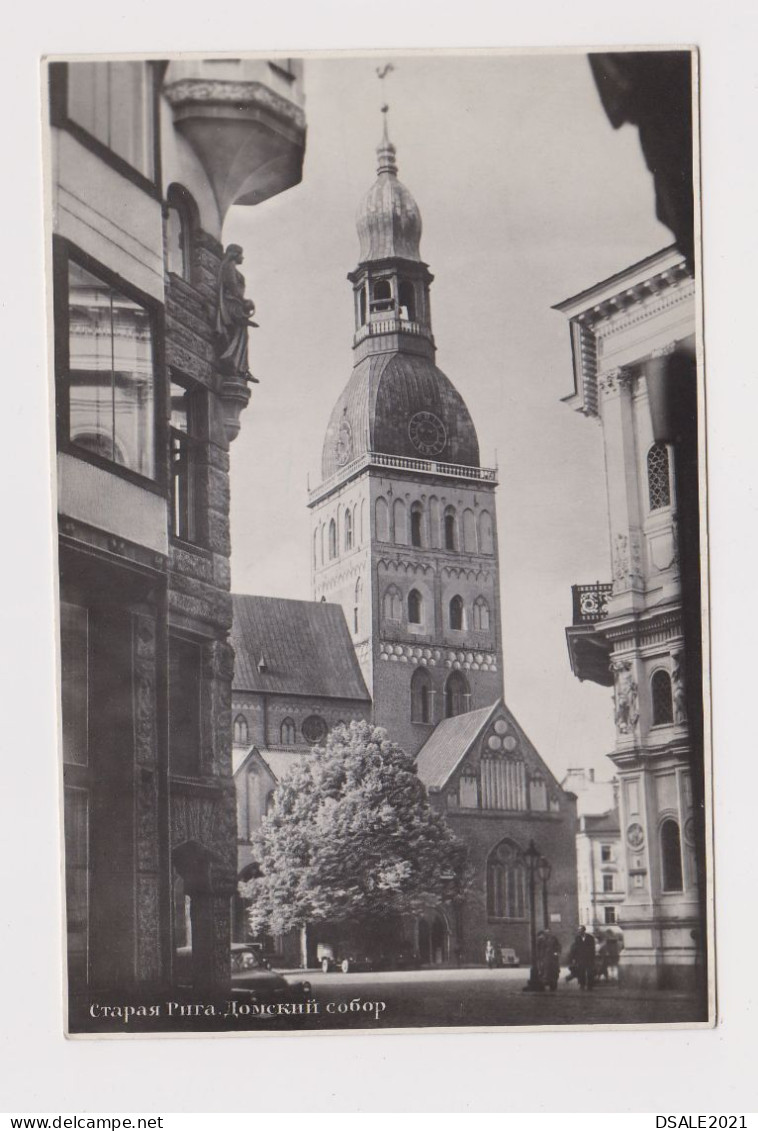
(563, 769), (626, 936)
(556, 248), (701, 988)
(302, 117), (578, 966)
(49, 57), (306, 1028)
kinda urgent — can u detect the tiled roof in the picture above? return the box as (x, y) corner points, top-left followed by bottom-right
(415, 704), (498, 789)
(231, 595), (370, 701)
(256, 747), (311, 783)
(584, 808), (620, 834)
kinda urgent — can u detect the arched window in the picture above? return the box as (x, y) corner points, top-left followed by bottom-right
(445, 671), (470, 718)
(353, 503), (360, 545)
(353, 577), (362, 635)
(398, 279), (415, 320)
(449, 595), (464, 631)
(408, 589), (423, 625)
(393, 498), (408, 545)
(359, 286), (367, 325)
(660, 818), (684, 891)
(647, 443), (671, 510)
(166, 185), (197, 281)
(473, 596), (490, 631)
(463, 508), (476, 552)
(651, 669), (674, 725)
(375, 497), (390, 542)
(478, 509), (494, 553)
(280, 718), (296, 745)
(486, 840), (527, 919)
(320, 524), (325, 565)
(410, 502), (423, 548)
(265, 790), (276, 816)
(344, 508), (353, 551)
(429, 496), (440, 547)
(328, 518), (337, 560)
(444, 507), (457, 551)
(382, 585), (403, 622)
(373, 278), (391, 301)
(410, 667), (432, 723)
(233, 714), (249, 746)
(360, 499), (366, 543)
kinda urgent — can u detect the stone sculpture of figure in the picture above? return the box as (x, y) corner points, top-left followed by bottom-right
(671, 650), (687, 724)
(216, 244), (259, 382)
(610, 658), (639, 735)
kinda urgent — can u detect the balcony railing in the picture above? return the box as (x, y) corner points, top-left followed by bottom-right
(309, 451), (497, 504)
(571, 582), (613, 625)
(354, 318), (434, 346)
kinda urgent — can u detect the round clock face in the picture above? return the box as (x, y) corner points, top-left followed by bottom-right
(334, 420), (353, 467)
(408, 411), (447, 457)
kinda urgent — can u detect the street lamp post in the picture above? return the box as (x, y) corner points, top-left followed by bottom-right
(522, 840), (543, 992)
(538, 855), (552, 931)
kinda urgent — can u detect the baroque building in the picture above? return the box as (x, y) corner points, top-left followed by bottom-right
(302, 114), (578, 964)
(49, 57), (306, 1030)
(556, 247), (702, 988)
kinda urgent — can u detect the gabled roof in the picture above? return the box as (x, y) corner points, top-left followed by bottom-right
(416, 703), (499, 790)
(231, 594), (370, 701)
(232, 744), (310, 783)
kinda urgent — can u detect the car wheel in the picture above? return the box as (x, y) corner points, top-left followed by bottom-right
(321, 958), (330, 974)
(341, 959), (350, 974)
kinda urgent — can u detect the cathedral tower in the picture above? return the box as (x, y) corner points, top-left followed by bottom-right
(309, 112), (503, 757)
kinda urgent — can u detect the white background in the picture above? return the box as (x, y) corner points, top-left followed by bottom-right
(2, 0), (756, 1114)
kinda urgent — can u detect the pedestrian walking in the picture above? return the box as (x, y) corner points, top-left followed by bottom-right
(485, 938), (496, 969)
(540, 928), (561, 991)
(572, 926), (596, 990)
(598, 930), (622, 982)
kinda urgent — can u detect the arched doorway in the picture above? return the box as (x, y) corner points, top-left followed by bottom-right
(172, 840), (217, 992)
(417, 910), (449, 965)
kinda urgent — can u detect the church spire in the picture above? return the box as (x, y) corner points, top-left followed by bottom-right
(376, 103), (398, 176)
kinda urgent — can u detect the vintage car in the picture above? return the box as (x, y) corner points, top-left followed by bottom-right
(175, 943), (312, 1005)
(317, 941), (421, 973)
(498, 946), (520, 967)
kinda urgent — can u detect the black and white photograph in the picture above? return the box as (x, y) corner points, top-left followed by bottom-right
(44, 47), (712, 1038)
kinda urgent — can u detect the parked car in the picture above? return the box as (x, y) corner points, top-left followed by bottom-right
(175, 944), (312, 1005)
(317, 941), (421, 973)
(498, 946), (520, 967)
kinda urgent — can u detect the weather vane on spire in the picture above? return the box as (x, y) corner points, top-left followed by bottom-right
(376, 63), (396, 143)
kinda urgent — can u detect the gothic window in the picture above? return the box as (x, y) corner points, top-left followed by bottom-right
(410, 502), (424, 548)
(647, 443), (671, 511)
(429, 496), (440, 547)
(398, 279), (416, 320)
(408, 589), (423, 625)
(62, 254), (157, 480)
(353, 577), (362, 635)
(449, 595), (464, 631)
(353, 503), (360, 545)
(166, 185), (197, 280)
(463, 508), (476, 552)
(280, 717), (296, 745)
(265, 790), (276, 816)
(233, 714), (249, 746)
(410, 667), (432, 723)
(473, 596), (490, 631)
(444, 671), (470, 718)
(660, 818), (684, 891)
(344, 508), (353, 551)
(393, 498), (408, 545)
(444, 507), (457, 551)
(481, 752), (527, 810)
(320, 524), (325, 565)
(375, 497), (390, 541)
(382, 585), (403, 622)
(651, 669), (674, 725)
(486, 840), (526, 919)
(302, 714), (328, 745)
(478, 509), (494, 553)
(328, 518), (337, 560)
(360, 499), (366, 542)
(459, 766), (478, 808)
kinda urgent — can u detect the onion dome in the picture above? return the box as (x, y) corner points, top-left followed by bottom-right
(355, 110), (423, 263)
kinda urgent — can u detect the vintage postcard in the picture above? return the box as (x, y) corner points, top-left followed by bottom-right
(44, 47), (713, 1036)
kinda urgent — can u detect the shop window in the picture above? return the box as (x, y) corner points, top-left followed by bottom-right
(660, 818), (684, 892)
(280, 718), (296, 745)
(647, 443), (671, 511)
(651, 669), (674, 726)
(486, 839), (526, 919)
(61, 255), (157, 480)
(169, 635), (202, 776)
(408, 589), (423, 625)
(449, 595), (464, 631)
(411, 667), (432, 723)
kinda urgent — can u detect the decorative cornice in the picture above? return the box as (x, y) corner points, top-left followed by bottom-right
(163, 79), (306, 132)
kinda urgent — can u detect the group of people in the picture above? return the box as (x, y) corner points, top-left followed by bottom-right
(485, 926), (622, 991)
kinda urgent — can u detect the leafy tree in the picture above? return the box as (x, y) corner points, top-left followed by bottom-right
(240, 720), (467, 936)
